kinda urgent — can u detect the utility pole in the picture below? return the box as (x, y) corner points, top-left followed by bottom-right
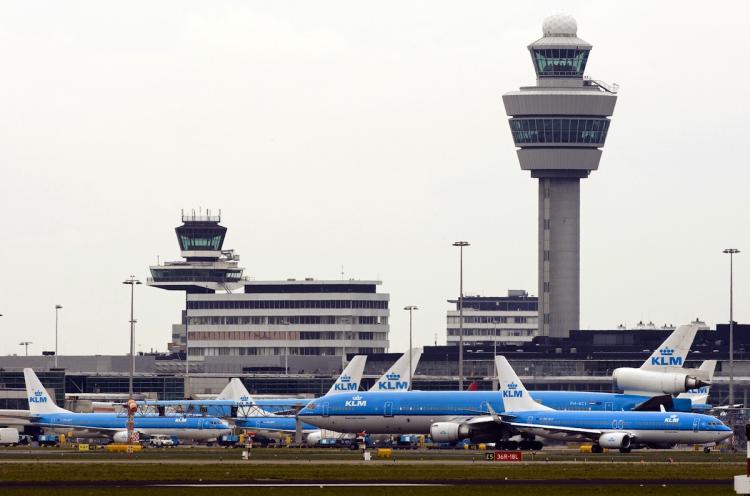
(453, 241), (470, 390)
(404, 306), (418, 390)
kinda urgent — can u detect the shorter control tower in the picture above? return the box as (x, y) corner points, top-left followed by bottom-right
(149, 210), (244, 294)
(503, 15), (617, 338)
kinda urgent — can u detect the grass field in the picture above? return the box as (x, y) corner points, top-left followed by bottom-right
(0, 447), (742, 495)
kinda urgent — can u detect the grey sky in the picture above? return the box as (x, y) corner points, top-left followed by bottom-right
(0, 1), (747, 356)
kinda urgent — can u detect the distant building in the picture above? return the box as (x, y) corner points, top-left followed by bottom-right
(149, 211), (390, 360)
(446, 290), (539, 347)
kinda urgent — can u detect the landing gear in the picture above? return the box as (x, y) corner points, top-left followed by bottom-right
(518, 440), (544, 451)
(703, 446), (711, 453)
(619, 447), (632, 454)
(591, 444), (603, 454)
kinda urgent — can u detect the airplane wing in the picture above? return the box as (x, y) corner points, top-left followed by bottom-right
(507, 421), (605, 440)
(632, 394), (674, 412)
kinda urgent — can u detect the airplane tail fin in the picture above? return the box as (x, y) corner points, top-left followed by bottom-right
(698, 360), (717, 380)
(23, 368), (69, 414)
(368, 348), (422, 392)
(327, 355), (367, 395)
(216, 378), (254, 404)
(676, 360), (717, 406)
(495, 357), (551, 412)
(640, 324), (699, 370)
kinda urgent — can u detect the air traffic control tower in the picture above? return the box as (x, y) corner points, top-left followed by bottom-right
(503, 15), (617, 338)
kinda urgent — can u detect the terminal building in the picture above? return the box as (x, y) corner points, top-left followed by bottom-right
(2, 324), (748, 408)
(446, 290), (539, 346)
(148, 211), (390, 364)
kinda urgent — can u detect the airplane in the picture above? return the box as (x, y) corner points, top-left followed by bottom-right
(612, 324), (712, 397)
(482, 356), (732, 453)
(368, 348), (422, 392)
(17, 368), (231, 442)
(136, 355), (368, 417)
(296, 328), (722, 446)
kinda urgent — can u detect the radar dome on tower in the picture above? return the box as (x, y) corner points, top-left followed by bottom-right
(542, 14), (578, 37)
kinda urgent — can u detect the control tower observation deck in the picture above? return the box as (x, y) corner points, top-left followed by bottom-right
(502, 15), (617, 338)
(148, 210), (245, 294)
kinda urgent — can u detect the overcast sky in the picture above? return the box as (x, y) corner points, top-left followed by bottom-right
(0, 1), (747, 357)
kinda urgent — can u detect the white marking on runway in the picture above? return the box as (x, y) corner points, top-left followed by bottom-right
(157, 483), (446, 487)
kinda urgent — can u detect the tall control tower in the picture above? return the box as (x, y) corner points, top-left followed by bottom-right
(503, 15), (617, 338)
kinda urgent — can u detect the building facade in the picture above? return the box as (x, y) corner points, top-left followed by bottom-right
(446, 290), (539, 347)
(149, 212), (390, 360)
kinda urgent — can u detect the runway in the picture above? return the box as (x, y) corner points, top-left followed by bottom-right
(0, 478), (732, 488)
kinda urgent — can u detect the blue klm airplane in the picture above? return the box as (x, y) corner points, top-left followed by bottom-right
(21, 369), (231, 442)
(299, 356), (730, 452)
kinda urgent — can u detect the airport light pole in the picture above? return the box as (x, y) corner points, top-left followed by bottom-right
(123, 276), (142, 399)
(404, 306), (418, 390)
(19, 341), (32, 356)
(54, 305), (62, 368)
(724, 248), (740, 407)
(453, 241), (470, 390)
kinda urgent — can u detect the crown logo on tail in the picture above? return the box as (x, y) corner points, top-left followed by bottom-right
(386, 373), (400, 381)
(340, 375), (351, 382)
(507, 382), (518, 390)
(659, 347), (675, 356)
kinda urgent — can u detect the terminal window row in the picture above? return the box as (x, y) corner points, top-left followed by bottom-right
(447, 328), (535, 337)
(509, 118), (610, 145)
(187, 315), (386, 326)
(447, 316), (534, 324)
(189, 346), (384, 357)
(187, 300), (389, 310)
(188, 330), (387, 341)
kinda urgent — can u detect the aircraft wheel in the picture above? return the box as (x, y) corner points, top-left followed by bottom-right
(619, 447), (631, 454)
(703, 447), (711, 453)
(591, 444), (603, 454)
(531, 441), (543, 451)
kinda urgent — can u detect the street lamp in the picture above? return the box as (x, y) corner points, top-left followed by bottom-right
(54, 305), (62, 368)
(723, 248), (740, 407)
(404, 306), (418, 390)
(122, 276), (142, 399)
(453, 241), (470, 390)
(19, 341), (32, 356)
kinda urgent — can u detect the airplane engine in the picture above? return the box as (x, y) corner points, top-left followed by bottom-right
(612, 368), (710, 395)
(598, 432), (631, 450)
(113, 431), (129, 444)
(430, 422), (471, 442)
(305, 431), (322, 446)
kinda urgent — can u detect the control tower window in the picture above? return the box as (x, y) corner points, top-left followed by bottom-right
(532, 49), (589, 77)
(179, 233), (223, 250)
(509, 118), (609, 145)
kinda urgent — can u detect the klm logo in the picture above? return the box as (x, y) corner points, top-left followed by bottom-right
(334, 375), (358, 391)
(29, 390), (47, 403)
(664, 414), (680, 424)
(502, 382), (523, 398)
(688, 386), (709, 394)
(650, 347), (683, 366)
(344, 395), (367, 407)
(175, 417), (188, 423)
(377, 373), (408, 391)
(239, 395), (250, 403)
